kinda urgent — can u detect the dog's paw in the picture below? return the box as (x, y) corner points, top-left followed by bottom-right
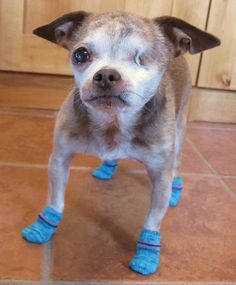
(169, 191), (181, 207)
(130, 229), (161, 275)
(130, 254), (159, 275)
(22, 206), (62, 244)
(22, 222), (54, 244)
(92, 160), (118, 180)
(169, 176), (183, 207)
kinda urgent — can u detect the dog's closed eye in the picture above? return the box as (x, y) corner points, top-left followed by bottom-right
(134, 51), (147, 66)
(134, 51), (142, 66)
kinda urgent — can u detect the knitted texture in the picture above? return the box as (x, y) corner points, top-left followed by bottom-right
(92, 160), (118, 180)
(130, 229), (161, 275)
(22, 206), (62, 244)
(169, 176), (183, 207)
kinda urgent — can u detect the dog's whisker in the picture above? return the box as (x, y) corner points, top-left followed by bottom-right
(129, 92), (154, 114)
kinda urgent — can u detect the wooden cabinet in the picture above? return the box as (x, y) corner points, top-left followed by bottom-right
(0, 0), (236, 122)
(198, 0), (236, 90)
(1, 0), (210, 84)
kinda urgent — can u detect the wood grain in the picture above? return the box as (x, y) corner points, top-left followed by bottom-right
(125, 0), (172, 17)
(0, 0), (24, 71)
(23, 0), (126, 34)
(0, 72), (73, 109)
(198, 0), (236, 90)
(188, 88), (236, 123)
(0, 0), (211, 80)
(21, 35), (71, 75)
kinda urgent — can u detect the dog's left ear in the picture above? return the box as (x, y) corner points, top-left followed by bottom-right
(33, 11), (91, 49)
(154, 16), (220, 57)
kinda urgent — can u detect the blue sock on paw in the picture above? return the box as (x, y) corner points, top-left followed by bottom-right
(92, 160), (118, 180)
(169, 176), (183, 207)
(22, 206), (62, 244)
(130, 229), (161, 275)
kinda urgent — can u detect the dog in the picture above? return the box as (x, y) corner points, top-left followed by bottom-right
(22, 11), (220, 275)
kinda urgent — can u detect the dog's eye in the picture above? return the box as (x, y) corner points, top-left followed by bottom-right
(134, 52), (144, 66)
(72, 47), (90, 64)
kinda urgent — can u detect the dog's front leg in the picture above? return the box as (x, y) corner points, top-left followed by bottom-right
(22, 143), (74, 244)
(130, 150), (173, 275)
(144, 165), (172, 231)
(48, 149), (74, 213)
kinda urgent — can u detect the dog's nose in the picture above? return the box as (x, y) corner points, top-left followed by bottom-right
(93, 69), (121, 89)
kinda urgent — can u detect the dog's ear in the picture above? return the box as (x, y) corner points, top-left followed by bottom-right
(154, 16), (220, 57)
(33, 11), (91, 49)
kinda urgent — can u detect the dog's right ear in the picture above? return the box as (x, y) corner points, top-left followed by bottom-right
(33, 11), (91, 49)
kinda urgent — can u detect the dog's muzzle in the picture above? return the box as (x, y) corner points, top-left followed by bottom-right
(83, 68), (128, 108)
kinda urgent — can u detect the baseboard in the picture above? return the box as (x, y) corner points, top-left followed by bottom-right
(188, 88), (236, 123)
(1, 72), (236, 123)
(0, 71), (73, 110)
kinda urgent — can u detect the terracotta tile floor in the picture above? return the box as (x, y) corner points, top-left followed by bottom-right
(0, 108), (236, 284)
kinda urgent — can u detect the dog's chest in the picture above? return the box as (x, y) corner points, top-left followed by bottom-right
(95, 121), (135, 160)
(79, 111), (139, 160)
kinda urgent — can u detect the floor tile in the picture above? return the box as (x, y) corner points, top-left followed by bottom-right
(222, 177), (236, 194)
(52, 172), (236, 282)
(187, 128), (236, 176)
(0, 167), (47, 280)
(0, 114), (54, 165)
(180, 139), (212, 174)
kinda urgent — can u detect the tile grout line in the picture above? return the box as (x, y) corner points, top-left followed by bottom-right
(0, 161), (236, 180)
(185, 138), (215, 175)
(0, 281), (235, 285)
(186, 137), (236, 201)
(0, 111), (57, 119)
(126, 169), (217, 178)
(222, 176), (236, 179)
(187, 126), (236, 132)
(42, 241), (52, 281)
(180, 172), (215, 178)
(0, 161), (91, 171)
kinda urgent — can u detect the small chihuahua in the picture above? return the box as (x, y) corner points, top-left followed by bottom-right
(22, 11), (220, 275)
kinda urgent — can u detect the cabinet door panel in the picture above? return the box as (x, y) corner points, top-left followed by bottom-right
(0, 0), (24, 71)
(125, 0), (172, 17)
(1, 0), (127, 75)
(198, 0), (236, 90)
(0, 0), (208, 79)
(23, 0), (126, 34)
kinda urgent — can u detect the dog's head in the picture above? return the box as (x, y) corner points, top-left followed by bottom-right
(34, 11), (220, 111)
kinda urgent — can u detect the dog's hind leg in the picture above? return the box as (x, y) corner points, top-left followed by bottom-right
(169, 111), (187, 207)
(92, 159), (118, 180)
(22, 144), (74, 244)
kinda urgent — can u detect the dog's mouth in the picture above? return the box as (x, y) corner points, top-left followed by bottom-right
(85, 94), (127, 108)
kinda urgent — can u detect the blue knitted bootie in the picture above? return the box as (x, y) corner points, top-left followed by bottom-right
(169, 176), (183, 207)
(92, 160), (118, 180)
(130, 229), (161, 275)
(22, 206), (62, 244)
